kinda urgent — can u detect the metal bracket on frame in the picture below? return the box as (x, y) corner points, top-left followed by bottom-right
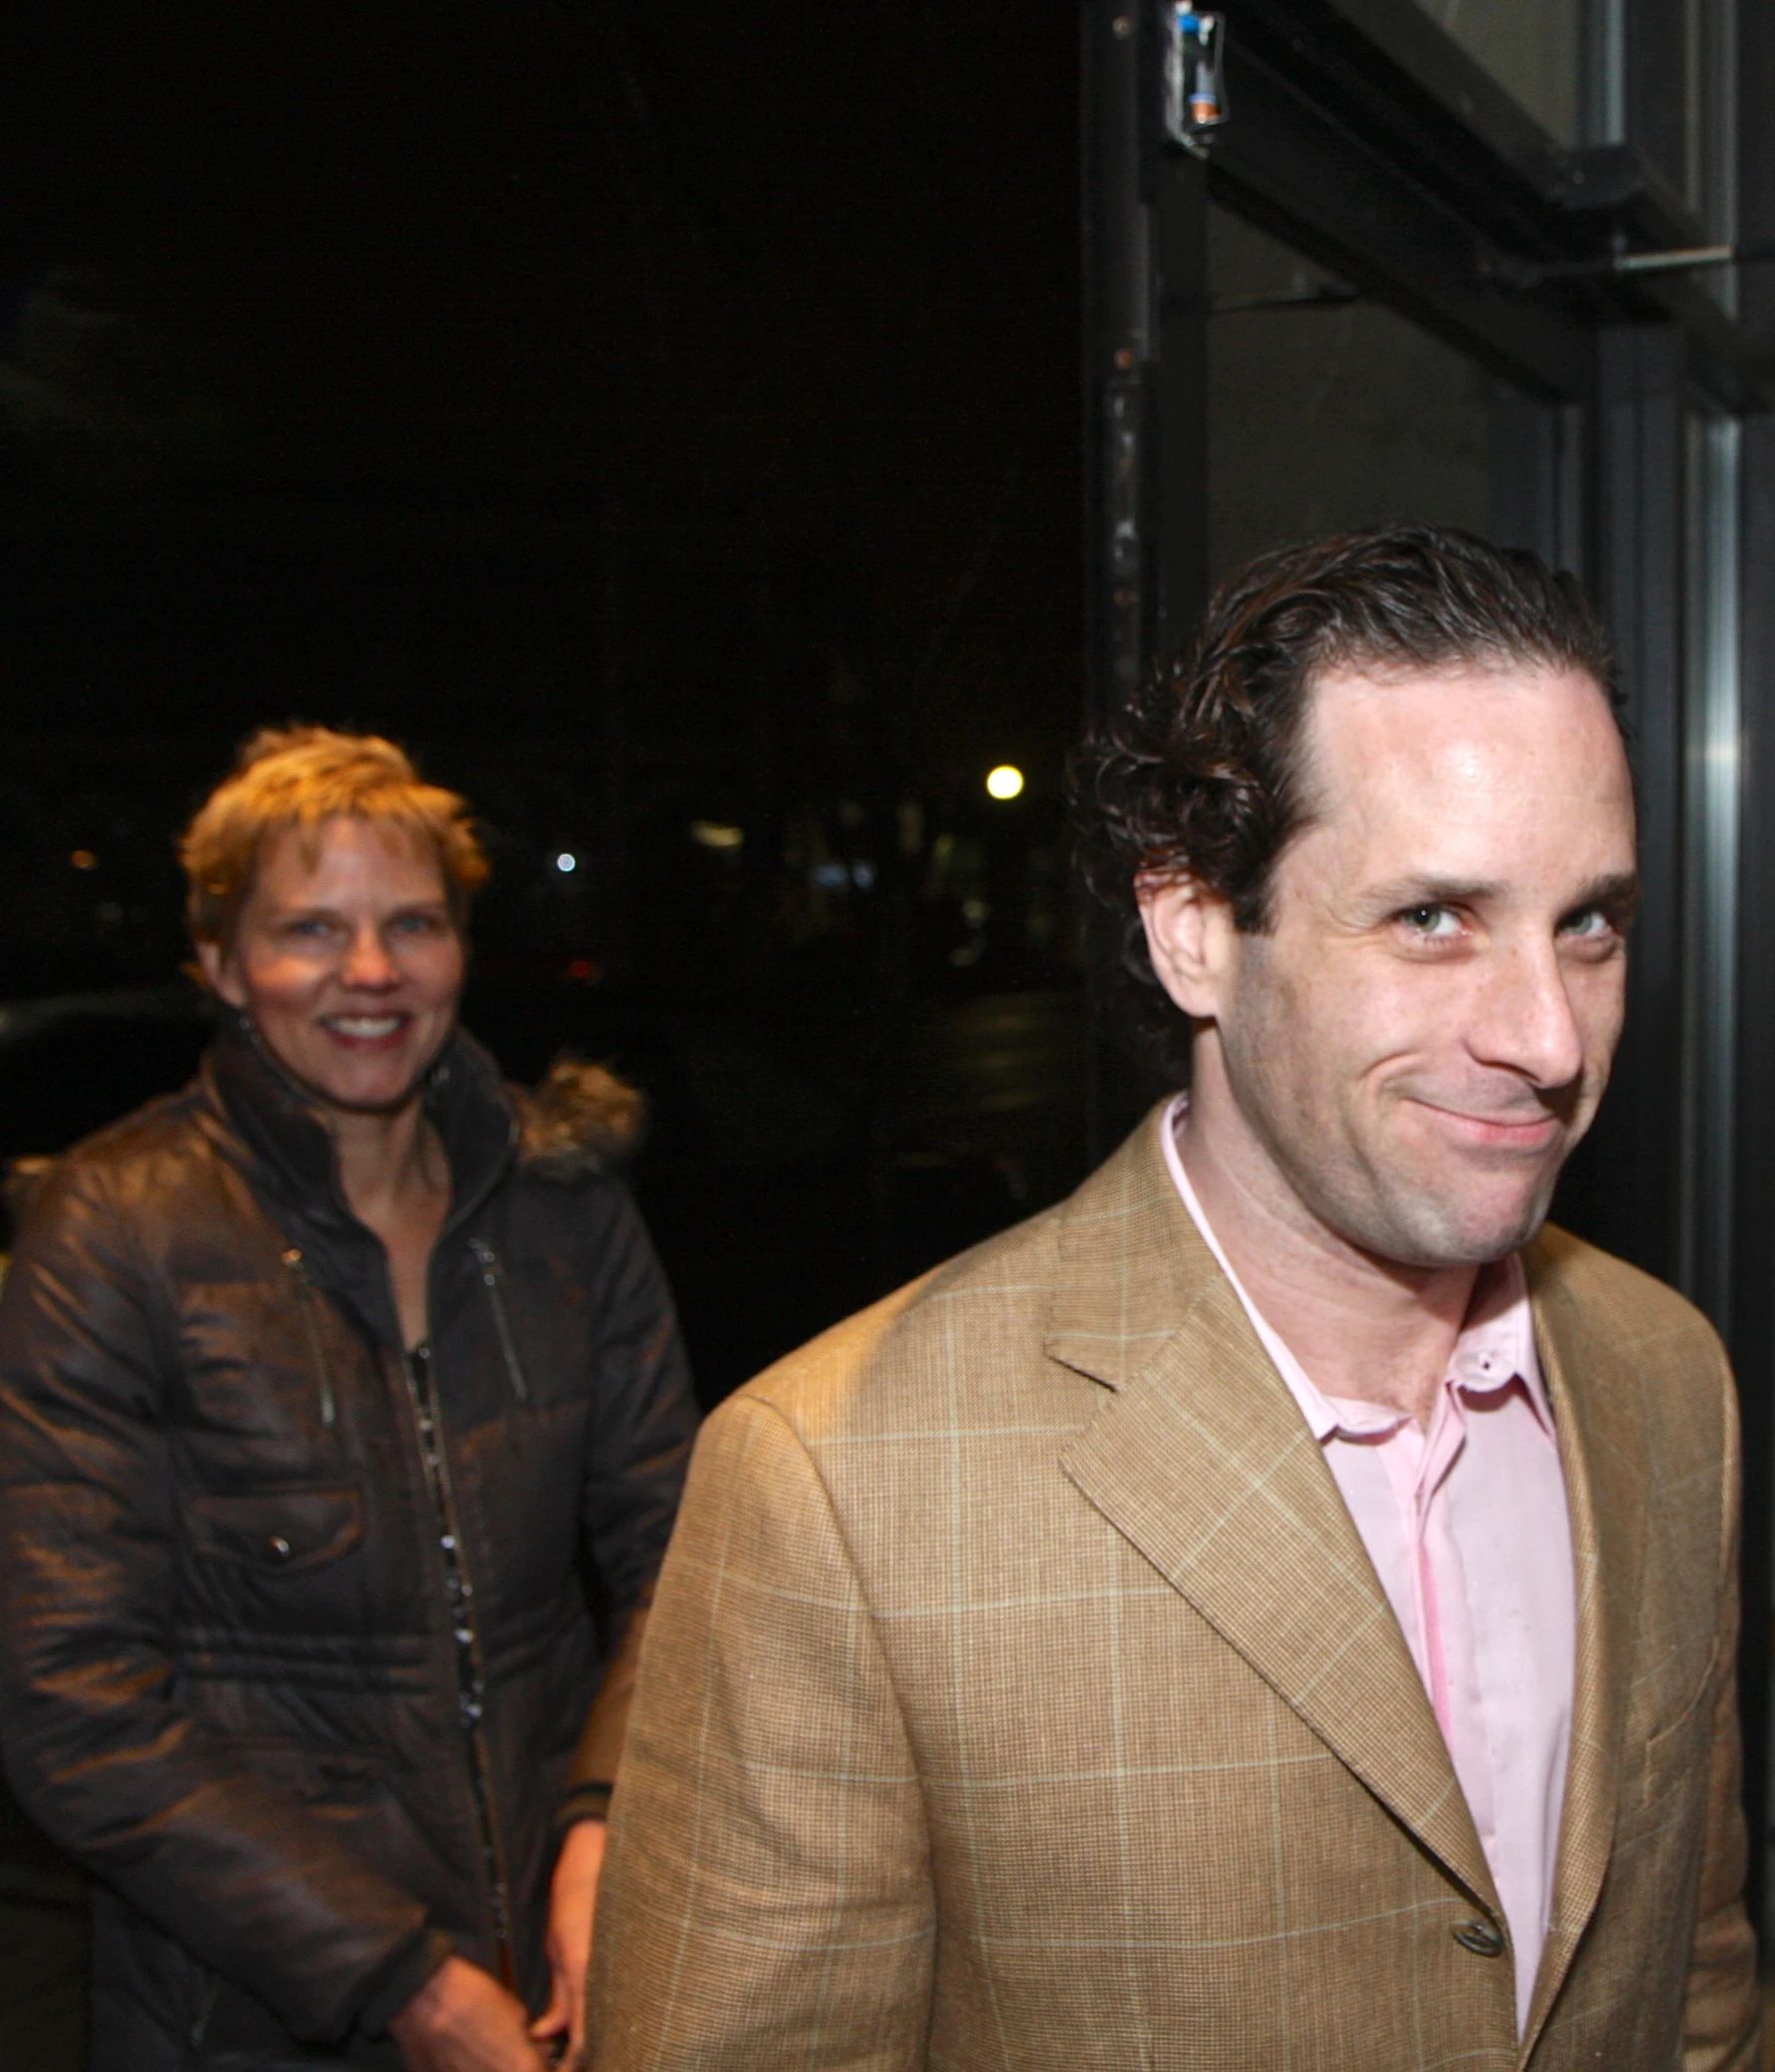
(1164, 7), (1228, 158)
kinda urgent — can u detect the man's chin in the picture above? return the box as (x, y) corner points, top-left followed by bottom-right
(1364, 1186), (1559, 1272)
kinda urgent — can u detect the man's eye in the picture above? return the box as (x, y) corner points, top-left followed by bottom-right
(284, 918), (334, 939)
(391, 912), (444, 936)
(1397, 904), (1460, 938)
(1560, 907), (1617, 942)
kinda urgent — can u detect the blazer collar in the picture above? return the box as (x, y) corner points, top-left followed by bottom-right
(1516, 1229), (1645, 2055)
(1049, 1107), (1644, 2043)
(1052, 1105), (1499, 1915)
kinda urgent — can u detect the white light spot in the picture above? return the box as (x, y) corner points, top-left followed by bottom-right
(554, 851), (577, 873)
(986, 764), (1025, 800)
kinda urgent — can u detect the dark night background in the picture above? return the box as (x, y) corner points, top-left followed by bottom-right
(0, 1), (1089, 1404)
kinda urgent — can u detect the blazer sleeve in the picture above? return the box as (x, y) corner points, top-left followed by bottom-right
(1681, 1365), (1762, 2072)
(585, 1393), (935, 2071)
(0, 1162), (444, 2046)
(560, 1184), (699, 1824)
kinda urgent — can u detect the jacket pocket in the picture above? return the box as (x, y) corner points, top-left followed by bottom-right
(182, 1485), (364, 1575)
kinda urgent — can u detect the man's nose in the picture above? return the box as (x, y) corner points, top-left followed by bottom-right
(1472, 936), (1587, 1091)
(340, 925), (399, 988)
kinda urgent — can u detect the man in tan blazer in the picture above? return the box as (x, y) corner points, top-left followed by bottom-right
(587, 527), (1760, 2069)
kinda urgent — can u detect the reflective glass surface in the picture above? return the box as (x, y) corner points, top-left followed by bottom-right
(1208, 209), (1493, 582)
(1410, 0), (1581, 144)
(1680, 0), (1737, 241)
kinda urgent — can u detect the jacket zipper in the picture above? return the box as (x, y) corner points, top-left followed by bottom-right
(467, 1239), (529, 1405)
(281, 1249), (337, 1430)
(398, 1341), (515, 1981)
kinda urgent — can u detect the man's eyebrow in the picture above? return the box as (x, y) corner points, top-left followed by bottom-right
(1357, 871), (1642, 916)
(1361, 876), (1501, 911)
(1566, 871), (1641, 918)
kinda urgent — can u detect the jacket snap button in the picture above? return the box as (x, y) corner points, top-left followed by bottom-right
(266, 1535), (294, 1562)
(1451, 1918), (1506, 1957)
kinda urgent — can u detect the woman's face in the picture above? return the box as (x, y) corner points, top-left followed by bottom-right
(201, 816), (466, 1118)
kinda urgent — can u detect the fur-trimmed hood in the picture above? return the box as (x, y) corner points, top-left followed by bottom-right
(512, 1056), (646, 1177)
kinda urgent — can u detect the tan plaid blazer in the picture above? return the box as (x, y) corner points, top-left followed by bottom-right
(588, 1107), (1760, 2070)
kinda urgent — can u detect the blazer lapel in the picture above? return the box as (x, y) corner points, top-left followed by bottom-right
(1052, 1109), (1498, 1916)
(1517, 1237), (1646, 2055)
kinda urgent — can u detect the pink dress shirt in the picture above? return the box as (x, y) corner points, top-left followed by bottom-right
(1162, 1098), (1575, 2033)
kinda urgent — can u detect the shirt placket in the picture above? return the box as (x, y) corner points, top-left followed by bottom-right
(1403, 1388), (1502, 1874)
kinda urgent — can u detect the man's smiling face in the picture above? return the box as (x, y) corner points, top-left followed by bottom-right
(1199, 659), (1637, 1270)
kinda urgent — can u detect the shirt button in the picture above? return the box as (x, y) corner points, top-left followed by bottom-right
(1451, 1918), (1506, 1957)
(266, 1535), (294, 1562)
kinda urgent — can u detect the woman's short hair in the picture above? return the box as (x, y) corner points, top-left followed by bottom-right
(181, 725), (489, 950)
(1071, 524), (1619, 1061)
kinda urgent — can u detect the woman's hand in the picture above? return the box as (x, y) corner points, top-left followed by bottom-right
(391, 1956), (543, 2071)
(527, 1818), (608, 2069)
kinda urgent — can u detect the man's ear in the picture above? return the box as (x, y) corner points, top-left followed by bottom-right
(197, 938), (248, 1010)
(1135, 873), (1239, 1021)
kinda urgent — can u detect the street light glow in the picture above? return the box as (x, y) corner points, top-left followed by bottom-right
(986, 764), (1024, 801)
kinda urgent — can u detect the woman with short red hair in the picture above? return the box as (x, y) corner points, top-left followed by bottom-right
(0, 726), (697, 2072)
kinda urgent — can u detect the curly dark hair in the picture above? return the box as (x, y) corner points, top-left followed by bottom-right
(1071, 523), (1619, 1060)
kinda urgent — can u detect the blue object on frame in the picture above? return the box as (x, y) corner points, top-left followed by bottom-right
(1165, 9), (1229, 150)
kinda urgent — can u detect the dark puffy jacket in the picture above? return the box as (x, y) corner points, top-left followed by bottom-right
(0, 1014), (698, 2068)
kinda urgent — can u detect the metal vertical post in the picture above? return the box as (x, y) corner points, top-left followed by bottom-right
(1083, 0), (1210, 1162)
(1727, 0), (1774, 1940)
(1558, 326), (1685, 1284)
(1676, 413), (1741, 1333)
(1084, 2), (1157, 737)
(1732, 413), (1775, 1935)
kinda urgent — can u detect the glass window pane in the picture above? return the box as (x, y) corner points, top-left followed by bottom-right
(1620, 0), (1736, 240)
(1409, 0), (1581, 145)
(1680, 0), (1737, 244)
(1208, 209), (1492, 582)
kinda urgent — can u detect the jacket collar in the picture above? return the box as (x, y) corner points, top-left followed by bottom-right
(1051, 1103), (1641, 2023)
(1515, 1229), (1644, 2054)
(201, 1008), (517, 1246)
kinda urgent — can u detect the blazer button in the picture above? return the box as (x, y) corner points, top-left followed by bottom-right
(266, 1535), (294, 1562)
(1451, 1918), (1506, 1957)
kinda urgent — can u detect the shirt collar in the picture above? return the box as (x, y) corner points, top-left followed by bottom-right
(1158, 1093), (1552, 1443)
